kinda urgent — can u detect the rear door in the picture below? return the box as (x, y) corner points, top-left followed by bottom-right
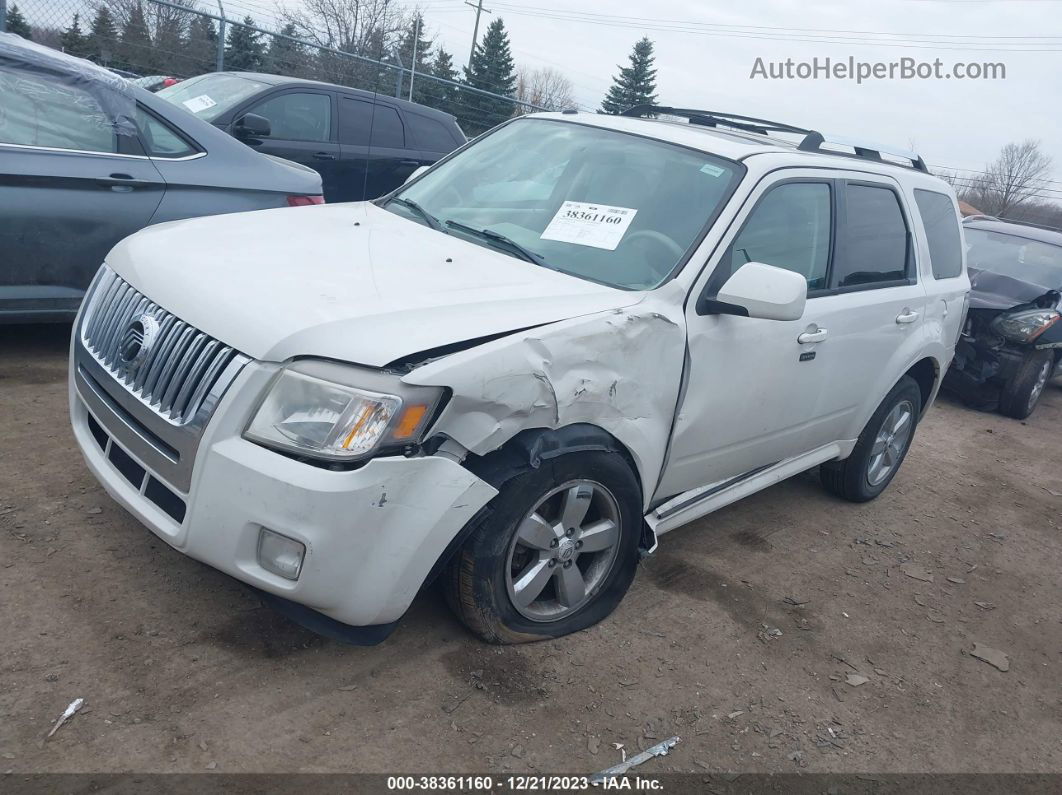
(338, 98), (427, 200)
(0, 62), (164, 318)
(794, 175), (930, 444)
(237, 89), (340, 199)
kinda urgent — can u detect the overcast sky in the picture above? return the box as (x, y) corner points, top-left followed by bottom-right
(391, 0), (1061, 196)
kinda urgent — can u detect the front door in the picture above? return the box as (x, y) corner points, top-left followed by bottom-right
(655, 176), (838, 501)
(236, 90), (340, 199)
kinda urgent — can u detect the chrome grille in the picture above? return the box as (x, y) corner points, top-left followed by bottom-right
(81, 267), (242, 425)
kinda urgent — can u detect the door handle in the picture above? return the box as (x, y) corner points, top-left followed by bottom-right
(96, 173), (152, 189)
(797, 327), (828, 344)
(896, 308), (920, 325)
(399, 159), (421, 166)
(312, 152), (337, 161)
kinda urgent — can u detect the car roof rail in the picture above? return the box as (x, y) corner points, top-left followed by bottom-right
(619, 105), (930, 173)
(962, 214), (1001, 223)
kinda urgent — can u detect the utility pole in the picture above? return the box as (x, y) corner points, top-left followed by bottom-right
(464, 0), (491, 69)
(0, 0), (7, 34)
(216, 0), (226, 72)
(408, 15), (420, 102)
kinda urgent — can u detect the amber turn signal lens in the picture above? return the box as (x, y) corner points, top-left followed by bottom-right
(392, 404), (429, 440)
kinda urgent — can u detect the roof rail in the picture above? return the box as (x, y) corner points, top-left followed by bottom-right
(619, 105), (929, 173)
(962, 214), (1001, 223)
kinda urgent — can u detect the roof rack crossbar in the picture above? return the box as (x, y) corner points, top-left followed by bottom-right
(619, 105), (930, 173)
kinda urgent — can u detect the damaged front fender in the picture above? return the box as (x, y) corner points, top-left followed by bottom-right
(403, 287), (688, 511)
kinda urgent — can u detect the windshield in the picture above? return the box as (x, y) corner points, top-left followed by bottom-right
(386, 118), (742, 289)
(156, 73), (269, 122)
(965, 227), (1062, 289)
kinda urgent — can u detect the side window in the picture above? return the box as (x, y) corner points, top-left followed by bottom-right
(833, 184), (910, 288)
(136, 107), (196, 158)
(407, 113), (457, 153)
(247, 92), (331, 142)
(370, 105), (405, 148)
(724, 182), (832, 291)
(339, 97), (372, 146)
(0, 63), (117, 153)
(914, 189), (963, 279)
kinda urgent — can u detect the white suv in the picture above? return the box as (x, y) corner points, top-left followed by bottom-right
(69, 107), (970, 644)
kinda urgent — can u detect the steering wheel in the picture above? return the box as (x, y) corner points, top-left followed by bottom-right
(621, 229), (684, 260)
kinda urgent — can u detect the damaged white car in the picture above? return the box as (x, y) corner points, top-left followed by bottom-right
(70, 108), (969, 643)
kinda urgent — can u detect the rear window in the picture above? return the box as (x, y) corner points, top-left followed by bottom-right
(407, 113), (457, 153)
(834, 184), (910, 288)
(914, 189), (963, 279)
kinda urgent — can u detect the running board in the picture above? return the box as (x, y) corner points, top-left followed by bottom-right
(646, 442), (846, 536)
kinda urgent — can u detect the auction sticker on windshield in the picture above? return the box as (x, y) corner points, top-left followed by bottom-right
(541, 201), (637, 250)
(182, 95), (217, 113)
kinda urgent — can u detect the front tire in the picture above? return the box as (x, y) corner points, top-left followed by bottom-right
(998, 349), (1054, 420)
(820, 375), (922, 503)
(445, 451), (642, 644)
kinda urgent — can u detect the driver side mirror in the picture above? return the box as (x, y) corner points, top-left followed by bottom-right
(697, 262), (807, 321)
(234, 113), (271, 139)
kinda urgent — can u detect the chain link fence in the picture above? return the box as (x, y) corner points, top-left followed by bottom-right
(4, 0), (544, 135)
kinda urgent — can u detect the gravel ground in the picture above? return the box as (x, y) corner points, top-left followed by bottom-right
(1, 322), (1060, 775)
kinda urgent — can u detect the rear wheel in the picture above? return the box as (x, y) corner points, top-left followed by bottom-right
(998, 349), (1054, 420)
(445, 451), (641, 644)
(820, 376), (922, 502)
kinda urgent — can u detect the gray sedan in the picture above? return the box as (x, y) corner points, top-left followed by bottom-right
(0, 34), (323, 323)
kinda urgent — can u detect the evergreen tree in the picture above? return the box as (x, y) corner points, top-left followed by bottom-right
(119, 2), (153, 74)
(87, 7), (119, 67)
(153, 13), (186, 74)
(397, 13), (433, 104)
(600, 37), (658, 114)
(5, 4), (33, 39)
(263, 23), (307, 78)
(224, 16), (264, 72)
(419, 47), (457, 116)
(182, 14), (217, 76)
(461, 18), (517, 134)
(61, 13), (90, 58)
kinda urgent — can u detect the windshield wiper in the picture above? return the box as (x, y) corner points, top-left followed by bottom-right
(444, 220), (548, 267)
(388, 197), (444, 232)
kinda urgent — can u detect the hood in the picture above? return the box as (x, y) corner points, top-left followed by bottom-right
(968, 266), (1059, 311)
(106, 203), (641, 366)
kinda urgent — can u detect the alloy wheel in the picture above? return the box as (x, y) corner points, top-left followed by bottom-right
(867, 399), (915, 487)
(505, 480), (622, 622)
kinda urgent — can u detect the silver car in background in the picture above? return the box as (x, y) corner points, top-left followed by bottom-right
(0, 33), (323, 323)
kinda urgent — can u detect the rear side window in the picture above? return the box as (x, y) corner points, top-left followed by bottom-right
(725, 182), (832, 291)
(370, 105), (405, 148)
(914, 189), (963, 278)
(833, 184), (910, 288)
(0, 63), (116, 153)
(339, 97), (372, 145)
(247, 92), (331, 142)
(407, 113), (457, 153)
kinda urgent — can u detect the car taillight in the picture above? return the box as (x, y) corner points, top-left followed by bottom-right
(287, 195), (325, 207)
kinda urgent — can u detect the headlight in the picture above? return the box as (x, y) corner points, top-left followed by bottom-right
(990, 309), (1060, 343)
(244, 359), (445, 461)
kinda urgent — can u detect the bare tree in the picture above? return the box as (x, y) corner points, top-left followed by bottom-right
(514, 66), (575, 114)
(965, 140), (1054, 217)
(282, 0), (404, 54)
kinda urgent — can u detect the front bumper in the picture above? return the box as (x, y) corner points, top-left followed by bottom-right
(70, 338), (497, 629)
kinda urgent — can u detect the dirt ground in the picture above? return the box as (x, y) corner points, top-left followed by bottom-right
(1, 322), (1060, 776)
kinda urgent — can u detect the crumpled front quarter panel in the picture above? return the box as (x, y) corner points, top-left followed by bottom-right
(404, 286), (689, 509)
